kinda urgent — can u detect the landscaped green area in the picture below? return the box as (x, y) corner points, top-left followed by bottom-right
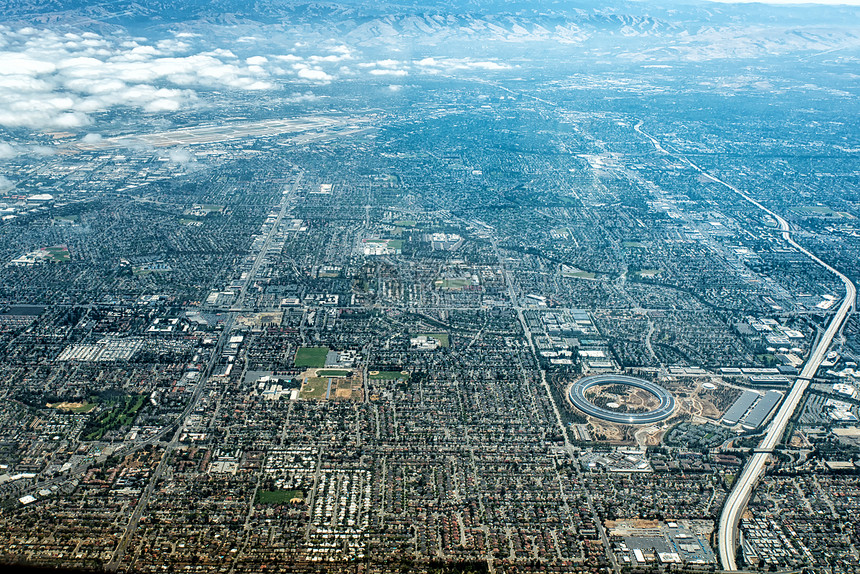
(756, 353), (778, 367)
(368, 371), (410, 381)
(294, 346), (329, 368)
(622, 241), (645, 248)
(80, 394), (147, 441)
(394, 220), (415, 227)
(387, 239), (403, 250)
(316, 369), (351, 377)
(435, 278), (472, 290)
(44, 245), (70, 262)
(256, 489), (304, 504)
(299, 376), (329, 399)
(417, 333), (449, 347)
(797, 205), (838, 216)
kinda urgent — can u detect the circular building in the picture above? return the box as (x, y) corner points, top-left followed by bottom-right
(568, 374), (675, 425)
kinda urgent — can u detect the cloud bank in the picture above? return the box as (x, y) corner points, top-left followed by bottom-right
(0, 27), (278, 131)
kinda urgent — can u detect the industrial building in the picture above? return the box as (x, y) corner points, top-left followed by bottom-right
(742, 391), (783, 430)
(722, 390), (759, 426)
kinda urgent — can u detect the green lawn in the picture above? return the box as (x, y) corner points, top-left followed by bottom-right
(435, 278), (472, 290)
(45, 245), (70, 262)
(299, 377), (329, 399)
(622, 241), (645, 248)
(294, 346), (329, 368)
(80, 394), (146, 441)
(256, 489), (304, 504)
(798, 205), (837, 216)
(368, 370), (410, 381)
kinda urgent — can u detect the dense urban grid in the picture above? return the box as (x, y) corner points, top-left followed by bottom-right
(0, 1), (858, 573)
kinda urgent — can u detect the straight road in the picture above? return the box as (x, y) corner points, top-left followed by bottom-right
(105, 174), (304, 571)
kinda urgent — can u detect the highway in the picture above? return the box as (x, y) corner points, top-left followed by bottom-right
(718, 273), (854, 570)
(633, 121), (856, 570)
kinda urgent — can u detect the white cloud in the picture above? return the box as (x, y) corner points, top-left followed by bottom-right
(168, 148), (193, 164)
(82, 133), (102, 144)
(414, 57), (512, 72)
(0, 142), (17, 159)
(370, 68), (408, 76)
(205, 48), (238, 59)
(156, 39), (190, 53)
(309, 54), (352, 63)
(243, 80), (274, 90)
(282, 91), (324, 103)
(0, 175), (15, 189)
(64, 78), (127, 95)
(296, 67), (333, 82)
(31, 145), (56, 156)
(462, 61), (510, 70)
(138, 92), (184, 112)
(0, 53), (56, 75)
(0, 28), (288, 131)
(0, 75), (53, 92)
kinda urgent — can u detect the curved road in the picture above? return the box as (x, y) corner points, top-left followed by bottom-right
(568, 374), (676, 425)
(632, 121), (856, 570)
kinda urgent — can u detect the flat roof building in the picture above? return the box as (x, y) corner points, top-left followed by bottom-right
(743, 390), (783, 430)
(723, 390), (759, 426)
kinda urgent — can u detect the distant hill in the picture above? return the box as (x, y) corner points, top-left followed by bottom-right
(0, 0), (857, 58)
